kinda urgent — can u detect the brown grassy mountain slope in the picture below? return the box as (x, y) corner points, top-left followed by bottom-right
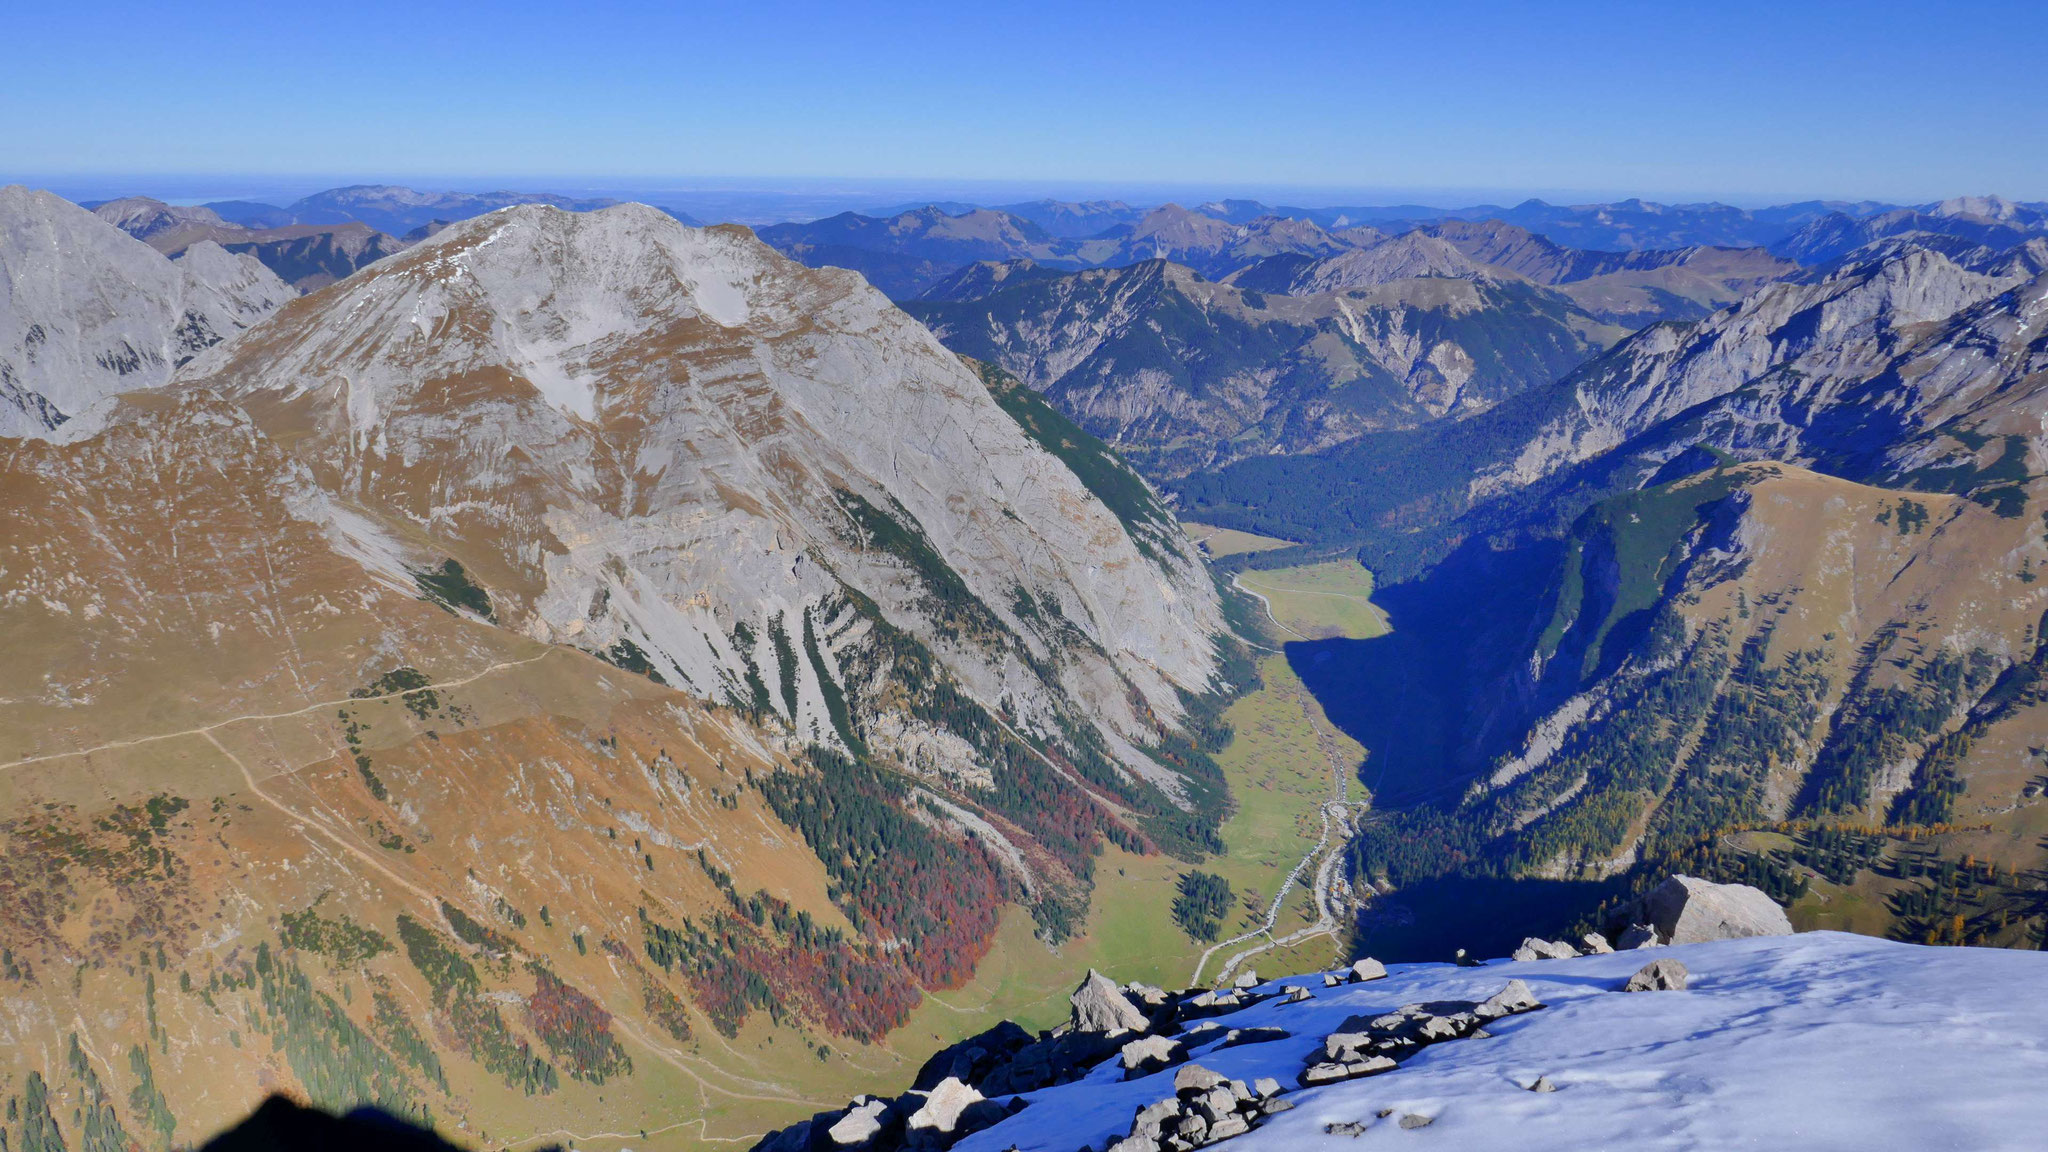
(3, 392), (973, 1149)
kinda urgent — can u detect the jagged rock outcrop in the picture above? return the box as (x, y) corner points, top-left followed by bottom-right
(2, 186), (293, 435)
(1073, 969), (1153, 1034)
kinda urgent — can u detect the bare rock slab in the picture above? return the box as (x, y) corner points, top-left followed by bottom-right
(1644, 875), (1793, 944)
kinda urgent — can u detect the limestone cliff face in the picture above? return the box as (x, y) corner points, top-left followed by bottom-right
(0, 186), (293, 436)
(176, 202), (1223, 818)
(908, 259), (1617, 478)
(1475, 247), (2048, 499)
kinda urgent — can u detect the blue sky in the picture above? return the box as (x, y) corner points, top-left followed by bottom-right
(8, 0), (2046, 205)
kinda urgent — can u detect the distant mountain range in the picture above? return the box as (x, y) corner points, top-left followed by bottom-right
(188, 183), (699, 235)
(76, 185), (705, 292)
(757, 194), (2048, 300)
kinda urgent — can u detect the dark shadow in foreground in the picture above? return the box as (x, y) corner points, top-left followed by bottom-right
(1351, 874), (1617, 964)
(197, 1095), (559, 1152)
(1285, 533), (1565, 808)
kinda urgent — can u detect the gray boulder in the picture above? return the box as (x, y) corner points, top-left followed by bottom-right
(826, 1097), (892, 1146)
(1124, 981), (1172, 1009)
(1511, 937), (1580, 961)
(1071, 969), (1151, 1035)
(1302, 1056), (1395, 1085)
(1208, 1115), (1251, 1140)
(1119, 1034), (1186, 1078)
(1581, 932), (1615, 954)
(1475, 979), (1544, 1019)
(1617, 923), (1665, 949)
(1622, 958), (1690, 992)
(1347, 957), (1389, 982)
(1643, 876), (1793, 944)
(906, 1077), (982, 1134)
(1127, 1098), (1180, 1143)
(1218, 1026), (1290, 1049)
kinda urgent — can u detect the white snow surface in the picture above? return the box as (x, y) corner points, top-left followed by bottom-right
(959, 932), (2048, 1152)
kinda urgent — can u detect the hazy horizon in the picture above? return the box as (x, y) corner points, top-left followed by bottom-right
(3, 170), (2014, 228)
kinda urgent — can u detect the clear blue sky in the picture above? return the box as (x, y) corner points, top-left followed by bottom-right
(8, 0), (2046, 205)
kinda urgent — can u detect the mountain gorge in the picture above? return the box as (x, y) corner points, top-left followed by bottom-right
(1172, 216), (2048, 962)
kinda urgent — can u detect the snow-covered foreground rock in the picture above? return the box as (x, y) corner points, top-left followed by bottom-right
(958, 933), (2048, 1152)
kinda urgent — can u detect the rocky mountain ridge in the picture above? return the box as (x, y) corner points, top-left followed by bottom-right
(906, 257), (1625, 478)
(2, 186), (294, 436)
(1474, 245), (2048, 500)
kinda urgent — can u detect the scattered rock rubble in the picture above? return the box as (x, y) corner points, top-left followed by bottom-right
(1099, 1065), (1294, 1152)
(755, 887), (1779, 1152)
(754, 968), (1295, 1151)
(1301, 979), (1544, 1087)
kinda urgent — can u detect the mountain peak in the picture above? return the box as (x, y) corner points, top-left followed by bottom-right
(177, 195), (1223, 812)
(1, 186), (290, 436)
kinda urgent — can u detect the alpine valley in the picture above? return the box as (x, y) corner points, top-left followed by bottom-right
(8, 172), (2048, 1152)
